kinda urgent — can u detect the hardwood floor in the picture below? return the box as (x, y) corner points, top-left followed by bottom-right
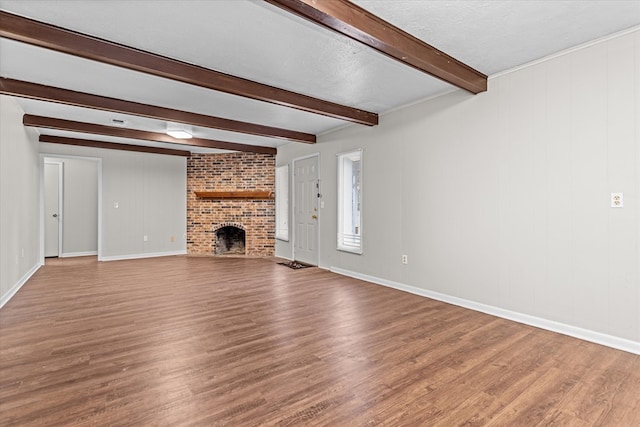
(1, 256), (638, 426)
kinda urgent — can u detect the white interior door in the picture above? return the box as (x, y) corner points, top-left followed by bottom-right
(293, 155), (319, 265)
(44, 162), (61, 257)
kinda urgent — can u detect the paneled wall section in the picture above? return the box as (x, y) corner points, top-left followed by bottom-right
(276, 29), (640, 345)
(0, 96), (41, 305)
(39, 143), (187, 260)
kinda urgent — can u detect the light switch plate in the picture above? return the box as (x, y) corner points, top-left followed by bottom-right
(611, 193), (623, 208)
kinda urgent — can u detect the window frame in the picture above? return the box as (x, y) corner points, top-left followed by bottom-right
(336, 149), (363, 254)
(275, 164), (289, 241)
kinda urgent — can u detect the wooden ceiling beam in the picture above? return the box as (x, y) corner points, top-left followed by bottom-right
(1, 78), (315, 144)
(0, 10), (378, 126)
(39, 135), (192, 157)
(265, 0), (488, 94)
(24, 115), (277, 155)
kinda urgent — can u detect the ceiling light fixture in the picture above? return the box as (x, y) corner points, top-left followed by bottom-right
(166, 123), (193, 139)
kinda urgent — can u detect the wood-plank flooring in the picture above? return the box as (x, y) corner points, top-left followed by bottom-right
(1, 256), (639, 426)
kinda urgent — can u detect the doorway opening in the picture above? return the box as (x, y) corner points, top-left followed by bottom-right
(41, 155), (102, 262)
(44, 160), (63, 258)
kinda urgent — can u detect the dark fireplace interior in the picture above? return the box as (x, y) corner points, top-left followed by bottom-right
(215, 226), (246, 255)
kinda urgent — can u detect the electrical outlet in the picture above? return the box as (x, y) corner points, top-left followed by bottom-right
(611, 193), (623, 208)
(170, 235), (175, 242)
(143, 235), (148, 242)
(402, 254), (408, 265)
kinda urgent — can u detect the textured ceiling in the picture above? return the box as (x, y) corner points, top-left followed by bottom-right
(355, 0), (640, 74)
(1, 0), (639, 154)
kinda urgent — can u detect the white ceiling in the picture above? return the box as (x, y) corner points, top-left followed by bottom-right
(1, 0), (639, 154)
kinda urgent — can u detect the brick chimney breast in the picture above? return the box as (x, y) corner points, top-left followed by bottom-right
(187, 153), (275, 256)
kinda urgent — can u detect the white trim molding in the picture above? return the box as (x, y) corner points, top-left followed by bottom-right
(100, 250), (187, 262)
(40, 154), (103, 264)
(60, 251), (98, 258)
(0, 262), (42, 309)
(330, 266), (640, 356)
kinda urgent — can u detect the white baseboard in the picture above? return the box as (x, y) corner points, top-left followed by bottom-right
(100, 250), (187, 262)
(0, 262), (42, 309)
(330, 267), (640, 356)
(60, 251), (98, 258)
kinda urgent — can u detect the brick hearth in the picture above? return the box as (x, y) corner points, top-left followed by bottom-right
(187, 153), (275, 256)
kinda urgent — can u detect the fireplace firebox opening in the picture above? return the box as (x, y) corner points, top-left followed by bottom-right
(215, 226), (246, 255)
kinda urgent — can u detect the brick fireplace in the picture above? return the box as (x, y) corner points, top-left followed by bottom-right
(187, 153), (275, 256)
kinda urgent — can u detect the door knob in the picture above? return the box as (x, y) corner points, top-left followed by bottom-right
(52, 213), (58, 218)
(312, 214), (317, 219)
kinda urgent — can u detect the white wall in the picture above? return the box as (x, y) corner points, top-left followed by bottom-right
(1, 93), (187, 307)
(0, 96), (41, 307)
(40, 144), (187, 260)
(276, 29), (640, 348)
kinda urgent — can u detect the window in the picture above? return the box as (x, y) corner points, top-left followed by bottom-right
(337, 149), (362, 254)
(275, 165), (289, 241)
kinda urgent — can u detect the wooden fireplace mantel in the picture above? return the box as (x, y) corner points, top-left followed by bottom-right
(194, 191), (274, 199)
